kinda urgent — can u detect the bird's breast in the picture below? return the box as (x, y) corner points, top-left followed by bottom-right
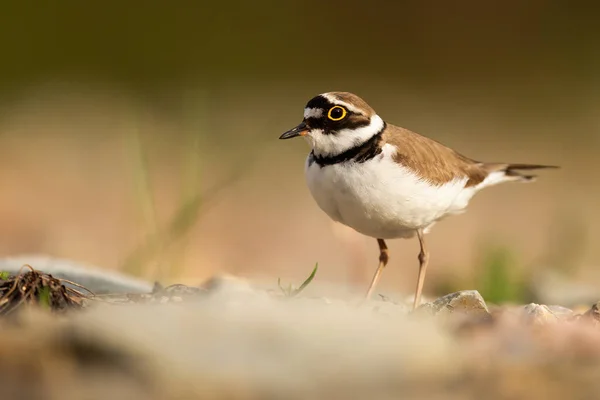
(304, 148), (472, 238)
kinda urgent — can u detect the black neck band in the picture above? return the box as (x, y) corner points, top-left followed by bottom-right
(310, 122), (386, 167)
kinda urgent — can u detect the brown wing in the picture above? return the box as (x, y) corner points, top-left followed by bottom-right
(383, 124), (487, 187)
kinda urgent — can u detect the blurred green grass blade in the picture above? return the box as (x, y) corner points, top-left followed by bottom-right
(278, 263), (319, 298)
(38, 286), (50, 309)
(477, 245), (525, 304)
(120, 94), (252, 281)
(292, 263), (318, 296)
(123, 122), (160, 277)
(166, 93), (207, 279)
(121, 163), (245, 278)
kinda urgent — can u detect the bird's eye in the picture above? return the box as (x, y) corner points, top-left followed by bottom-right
(327, 106), (347, 121)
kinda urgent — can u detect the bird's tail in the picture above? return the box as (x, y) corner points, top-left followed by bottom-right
(483, 163), (559, 183)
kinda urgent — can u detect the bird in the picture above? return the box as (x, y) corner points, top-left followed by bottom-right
(279, 91), (557, 310)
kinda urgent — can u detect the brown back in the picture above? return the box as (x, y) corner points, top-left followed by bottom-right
(383, 124), (487, 187)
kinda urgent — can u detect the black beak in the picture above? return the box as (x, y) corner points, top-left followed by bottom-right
(279, 121), (308, 140)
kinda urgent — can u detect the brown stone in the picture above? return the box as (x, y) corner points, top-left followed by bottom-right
(418, 290), (490, 317)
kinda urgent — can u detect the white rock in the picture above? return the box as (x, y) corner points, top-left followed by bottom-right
(522, 303), (559, 324)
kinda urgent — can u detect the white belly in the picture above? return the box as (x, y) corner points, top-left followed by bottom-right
(304, 145), (476, 239)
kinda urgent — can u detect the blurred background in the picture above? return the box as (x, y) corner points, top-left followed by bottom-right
(0, 1), (598, 303)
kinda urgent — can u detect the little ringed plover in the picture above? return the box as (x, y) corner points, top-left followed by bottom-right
(279, 92), (557, 310)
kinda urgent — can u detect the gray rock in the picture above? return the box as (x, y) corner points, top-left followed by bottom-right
(0, 254), (154, 294)
(418, 290), (490, 317)
(522, 303), (559, 324)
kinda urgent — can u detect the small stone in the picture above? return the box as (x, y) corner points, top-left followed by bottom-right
(199, 274), (269, 304)
(200, 274), (255, 294)
(378, 294), (392, 302)
(522, 303), (559, 325)
(547, 305), (574, 320)
(582, 301), (600, 324)
(418, 290), (490, 317)
(152, 281), (164, 293)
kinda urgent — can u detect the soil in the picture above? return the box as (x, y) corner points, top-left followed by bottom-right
(0, 266), (599, 400)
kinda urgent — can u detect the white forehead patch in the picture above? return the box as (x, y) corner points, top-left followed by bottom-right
(304, 107), (323, 119)
(320, 93), (364, 115)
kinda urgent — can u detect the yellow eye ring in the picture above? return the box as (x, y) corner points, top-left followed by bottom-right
(327, 106), (347, 121)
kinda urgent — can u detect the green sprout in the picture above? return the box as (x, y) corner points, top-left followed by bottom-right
(0, 271), (9, 280)
(38, 286), (51, 309)
(278, 263), (318, 297)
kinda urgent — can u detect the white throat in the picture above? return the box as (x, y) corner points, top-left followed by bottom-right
(305, 114), (385, 157)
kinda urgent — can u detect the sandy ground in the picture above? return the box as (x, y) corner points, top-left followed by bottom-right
(0, 274), (598, 400)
